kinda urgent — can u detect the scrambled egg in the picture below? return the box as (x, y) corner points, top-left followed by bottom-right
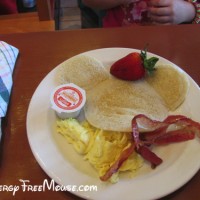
(56, 118), (143, 183)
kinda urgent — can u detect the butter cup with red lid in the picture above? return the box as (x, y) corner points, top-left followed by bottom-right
(50, 83), (86, 119)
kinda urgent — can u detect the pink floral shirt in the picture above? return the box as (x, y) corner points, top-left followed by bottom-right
(103, 0), (150, 27)
(103, 0), (200, 27)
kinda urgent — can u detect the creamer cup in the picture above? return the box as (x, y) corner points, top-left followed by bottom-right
(50, 83), (86, 119)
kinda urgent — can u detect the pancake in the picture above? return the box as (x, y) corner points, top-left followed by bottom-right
(84, 78), (168, 132)
(146, 65), (189, 111)
(56, 54), (189, 132)
(56, 54), (109, 90)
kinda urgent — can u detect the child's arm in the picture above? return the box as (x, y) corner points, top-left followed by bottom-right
(148, 0), (196, 24)
(82, 0), (134, 9)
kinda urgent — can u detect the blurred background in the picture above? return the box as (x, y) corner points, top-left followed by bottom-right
(0, 0), (106, 34)
(16, 0), (105, 30)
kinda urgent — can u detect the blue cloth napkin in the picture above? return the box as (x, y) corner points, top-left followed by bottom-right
(0, 41), (19, 117)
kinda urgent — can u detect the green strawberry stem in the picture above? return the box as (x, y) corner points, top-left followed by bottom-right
(141, 47), (159, 75)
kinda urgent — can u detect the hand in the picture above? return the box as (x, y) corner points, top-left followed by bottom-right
(148, 0), (196, 25)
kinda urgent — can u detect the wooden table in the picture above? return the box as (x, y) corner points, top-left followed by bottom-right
(0, 24), (200, 200)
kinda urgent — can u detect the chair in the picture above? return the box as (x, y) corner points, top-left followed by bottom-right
(0, 0), (55, 34)
(78, 0), (105, 28)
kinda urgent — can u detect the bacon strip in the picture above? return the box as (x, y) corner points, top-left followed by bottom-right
(154, 128), (195, 145)
(100, 143), (135, 181)
(136, 145), (162, 169)
(132, 114), (200, 168)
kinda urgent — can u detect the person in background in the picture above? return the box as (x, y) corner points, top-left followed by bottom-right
(82, 0), (200, 27)
(0, 0), (18, 15)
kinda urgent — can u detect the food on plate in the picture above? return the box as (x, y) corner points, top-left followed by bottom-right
(56, 115), (200, 183)
(57, 118), (90, 154)
(50, 83), (86, 119)
(54, 51), (194, 183)
(84, 78), (168, 132)
(56, 55), (109, 91)
(146, 65), (189, 111)
(110, 49), (159, 81)
(56, 118), (143, 183)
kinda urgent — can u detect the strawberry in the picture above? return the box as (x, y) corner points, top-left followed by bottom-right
(110, 48), (159, 81)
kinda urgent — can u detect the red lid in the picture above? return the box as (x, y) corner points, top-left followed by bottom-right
(53, 86), (83, 111)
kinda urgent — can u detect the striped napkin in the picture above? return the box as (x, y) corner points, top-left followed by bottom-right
(0, 41), (19, 117)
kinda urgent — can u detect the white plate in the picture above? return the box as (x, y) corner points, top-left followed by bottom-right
(26, 48), (200, 200)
